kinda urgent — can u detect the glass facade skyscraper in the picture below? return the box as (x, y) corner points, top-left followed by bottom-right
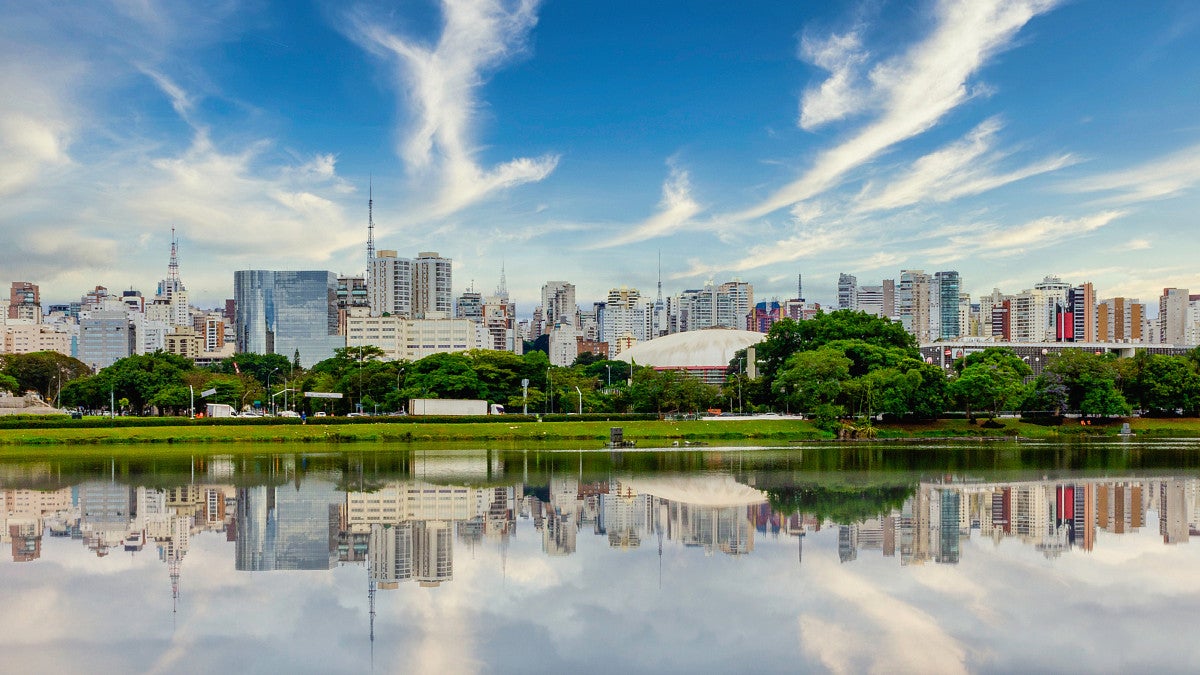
(234, 270), (342, 368)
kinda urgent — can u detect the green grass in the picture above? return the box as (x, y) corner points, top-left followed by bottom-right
(0, 415), (1196, 449)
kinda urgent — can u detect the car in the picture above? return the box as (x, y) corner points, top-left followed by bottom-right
(278, 410), (300, 418)
(314, 412), (327, 417)
(347, 412), (369, 417)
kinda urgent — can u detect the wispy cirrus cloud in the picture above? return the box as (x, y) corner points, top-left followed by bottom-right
(853, 117), (1074, 213)
(598, 162), (703, 248)
(349, 0), (559, 218)
(1063, 142), (1200, 204)
(921, 210), (1124, 263)
(732, 0), (1060, 223)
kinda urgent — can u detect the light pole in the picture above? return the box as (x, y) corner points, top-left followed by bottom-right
(267, 367), (279, 416)
(189, 384), (194, 418)
(738, 357), (744, 414)
(522, 378), (529, 415)
(575, 386), (582, 415)
(606, 364), (612, 389)
(781, 385), (788, 415)
(546, 368), (553, 414)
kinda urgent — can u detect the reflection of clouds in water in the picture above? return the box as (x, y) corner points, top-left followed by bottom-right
(800, 555), (968, 675)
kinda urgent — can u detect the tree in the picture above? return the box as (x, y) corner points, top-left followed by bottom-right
(406, 352), (482, 400)
(1033, 349), (1125, 416)
(949, 348), (1032, 419)
(0, 373), (19, 395)
(1, 351), (93, 401)
(774, 348), (851, 414)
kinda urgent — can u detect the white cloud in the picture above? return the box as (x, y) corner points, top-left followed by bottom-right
(598, 163), (703, 248)
(1064, 142), (1200, 204)
(854, 117), (1074, 213)
(734, 0), (1060, 222)
(922, 210), (1125, 262)
(350, 0), (558, 217)
(798, 30), (872, 130)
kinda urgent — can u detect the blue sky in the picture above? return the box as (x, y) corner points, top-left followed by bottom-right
(2, 0), (1199, 312)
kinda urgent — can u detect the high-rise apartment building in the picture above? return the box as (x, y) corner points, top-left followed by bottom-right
(1097, 297), (1145, 343)
(837, 273), (857, 311)
(8, 282), (40, 322)
(898, 270), (933, 343)
(413, 252), (452, 318)
(369, 251), (413, 317)
(1160, 287), (1190, 344)
(234, 270), (343, 367)
(1071, 283), (1096, 342)
(540, 281), (578, 334)
(856, 280), (895, 318)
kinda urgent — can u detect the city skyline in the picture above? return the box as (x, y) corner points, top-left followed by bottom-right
(3, 1), (1199, 310)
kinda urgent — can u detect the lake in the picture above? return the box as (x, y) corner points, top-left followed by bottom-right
(2, 438), (1198, 673)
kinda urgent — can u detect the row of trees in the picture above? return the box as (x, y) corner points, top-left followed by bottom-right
(11, 309), (1200, 419)
(740, 311), (1200, 423)
(43, 345), (721, 416)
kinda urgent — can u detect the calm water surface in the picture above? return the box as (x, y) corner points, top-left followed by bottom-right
(2, 438), (1199, 674)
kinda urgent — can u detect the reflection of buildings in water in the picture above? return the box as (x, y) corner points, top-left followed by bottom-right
(236, 480), (341, 571)
(369, 521), (453, 588)
(847, 477), (1200, 567)
(598, 480), (650, 550)
(1160, 479), (1191, 545)
(544, 476), (580, 556)
(2, 487), (73, 562)
(349, 481), (520, 585)
(79, 481), (134, 556)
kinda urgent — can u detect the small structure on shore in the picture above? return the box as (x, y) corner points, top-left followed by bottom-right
(0, 392), (62, 416)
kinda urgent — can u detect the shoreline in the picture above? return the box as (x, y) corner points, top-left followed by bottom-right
(0, 417), (1197, 448)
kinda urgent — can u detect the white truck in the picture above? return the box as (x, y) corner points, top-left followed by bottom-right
(407, 398), (498, 416)
(206, 403), (235, 418)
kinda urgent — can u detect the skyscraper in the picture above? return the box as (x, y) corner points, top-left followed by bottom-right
(1160, 287), (1190, 344)
(413, 252), (453, 318)
(837, 273), (857, 311)
(935, 271), (962, 340)
(234, 270), (342, 367)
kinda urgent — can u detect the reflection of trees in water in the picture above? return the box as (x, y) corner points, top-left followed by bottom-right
(766, 483), (915, 524)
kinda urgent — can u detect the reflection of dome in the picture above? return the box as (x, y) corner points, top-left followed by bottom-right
(623, 475), (767, 507)
(615, 329), (765, 368)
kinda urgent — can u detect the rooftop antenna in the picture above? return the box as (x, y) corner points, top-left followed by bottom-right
(797, 273), (804, 302)
(497, 261), (508, 298)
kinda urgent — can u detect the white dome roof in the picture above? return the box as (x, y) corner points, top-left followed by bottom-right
(615, 328), (765, 368)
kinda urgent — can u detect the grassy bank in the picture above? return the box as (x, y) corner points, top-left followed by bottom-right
(0, 415), (1198, 448)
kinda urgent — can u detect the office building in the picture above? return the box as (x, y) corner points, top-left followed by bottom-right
(234, 270), (342, 368)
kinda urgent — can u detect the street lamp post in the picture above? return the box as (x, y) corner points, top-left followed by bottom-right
(267, 367), (279, 416)
(575, 386), (582, 415)
(606, 364), (612, 389)
(738, 357), (744, 414)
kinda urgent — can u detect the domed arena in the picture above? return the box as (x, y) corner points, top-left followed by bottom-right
(614, 328), (766, 384)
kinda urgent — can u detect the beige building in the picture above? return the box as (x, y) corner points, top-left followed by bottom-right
(2, 323), (72, 356)
(345, 309), (475, 361)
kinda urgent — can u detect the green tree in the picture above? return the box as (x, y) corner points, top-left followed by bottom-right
(775, 348), (851, 414)
(0, 373), (19, 395)
(1, 351), (93, 401)
(949, 348), (1032, 419)
(1033, 349), (1126, 416)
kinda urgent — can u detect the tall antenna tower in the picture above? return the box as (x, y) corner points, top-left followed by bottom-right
(797, 274), (804, 301)
(656, 251), (663, 304)
(366, 178), (376, 279)
(497, 261), (508, 298)
(167, 227), (180, 287)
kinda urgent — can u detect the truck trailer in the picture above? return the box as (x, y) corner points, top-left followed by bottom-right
(206, 403), (235, 418)
(407, 398), (496, 416)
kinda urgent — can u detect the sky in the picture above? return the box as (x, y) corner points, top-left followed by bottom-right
(2, 0), (1199, 313)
